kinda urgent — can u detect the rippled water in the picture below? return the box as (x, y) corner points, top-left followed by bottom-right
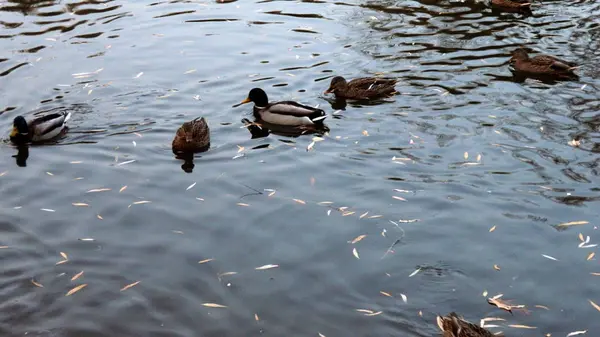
(1, 0), (600, 336)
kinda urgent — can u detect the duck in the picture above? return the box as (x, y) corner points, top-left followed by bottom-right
(172, 117), (210, 153)
(509, 47), (579, 80)
(437, 312), (497, 337)
(323, 76), (397, 100)
(9, 111), (71, 144)
(239, 88), (326, 127)
(491, 0), (531, 12)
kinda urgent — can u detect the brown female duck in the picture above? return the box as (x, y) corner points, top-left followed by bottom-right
(509, 47), (579, 80)
(172, 117), (210, 153)
(323, 76), (397, 100)
(437, 312), (498, 337)
(491, 0), (531, 12)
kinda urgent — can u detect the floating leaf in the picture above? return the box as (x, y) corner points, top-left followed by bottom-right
(117, 160), (136, 166)
(350, 235), (367, 244)
(508, 324), (536, 329)
(380, 291), (392, 297)
(534, 305), (550, 310)
(133, 200), (151, 205)
(71, 271), (84, 281)
(134, 72), (143, 78)
(360, 212), (369, 219)
(483, 290), (488, 297)
(65, 284), (87, 296)
(41, 209), (55, 212)
(255, 313), (259, 321)
(355, 309), (374, 314)
(198, 258), (214, 264)
(489, 225), (496, 232)
(255, 264), (279, 270)
(591, 272), (600, 276)
(493, 264), (500, 271)
(72, 203), (89, 207)
(56, 260), (68, 265)
(392, 196), (407, 201)
(400, 293), (407, 303)
(587, 252), (595, 261)
(352, 248), (359, 259)
(293, 199), (306, 205)
(97, 214), (103, 220)
(186, 182), (196, 190)
(554, 221), (588, 230)
(362, 130), (369, 136)
(542, 254), (558, 261)
(60, 252), (68, 260)
(31, 279), (43, 288)
(464, 152), (468, 160)
(202, 303), (227, 308)
(567, 331), (587, 337)
(579, 233), (585, 242)
(590, 300), (600, 312)
(318, 333), (326, 337)
(120, 281), (140, 291)
(408, 268), (421, 277)
(237, 203), (249, 207)
(119, 186), (127, 193)
(365, 311), (382, 316)
(87, 188), (111, 193)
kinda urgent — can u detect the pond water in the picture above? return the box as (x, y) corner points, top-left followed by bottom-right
(1, 0), (600, 336)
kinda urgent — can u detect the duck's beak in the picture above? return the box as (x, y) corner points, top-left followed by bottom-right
(9, 127), (18, 138)
(323, 88), (332, 95)
(240, 97), (252, 104)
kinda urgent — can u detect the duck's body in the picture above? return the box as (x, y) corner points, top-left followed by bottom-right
(437, 312), (497, 337)
(491, 0), (531, 12)
(509, 47), (579, 80)
(240, 88), (326, 127)
(172, 117), (210, 153)
(324, 76), (397, 100)
(9, 111), (71, 144)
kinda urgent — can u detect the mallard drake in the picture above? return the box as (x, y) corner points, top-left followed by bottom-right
(172, 117), (210, 153)
(437, 312), (497, 337)
(509, 47), (579, 80)
(9, 111), (71, 144)
(239, 88), (326, 127)
(491, 0), (531, 12)
(323, 76), (397, 100)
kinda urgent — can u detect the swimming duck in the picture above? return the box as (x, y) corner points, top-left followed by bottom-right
(491, 0), (531, 12)
(172, 117), (210, 153)
(239, 88), (326, 127)
(9, 111), (71, 144)
(323, 76), (397, 100)
(437, 312), (497, 337)
(509, 47), (579, 80)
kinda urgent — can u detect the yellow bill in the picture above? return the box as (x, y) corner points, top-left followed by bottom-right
(9, 127), (18, 137)
(240, 97), (252, 104)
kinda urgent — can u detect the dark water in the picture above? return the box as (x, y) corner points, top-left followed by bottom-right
(1, 0), (600, 336)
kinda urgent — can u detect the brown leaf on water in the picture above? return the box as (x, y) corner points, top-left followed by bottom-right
(554, 221), (588, 230)
(360, 212), (369, 219)
(590, 272), (600, 276)
(579, 233), (585, 242)
(202, 303), (227, 308)
(86, 188), (111, 193)
(72, 203), (89, 207)
(362, 130), (369, 136)
(509, 324), (537, 329)
(31, 279), (43, 288)
(489, 225), (496, 232)
(0, 171), (7, 177)
(255, 313), (259, 321)
(65, 284), (87, 296)
(352, 248), (360, 259)
(133, 200), (151, 205)
(293, 199), (306, 205)
(119, 185), (127, 193)
(60, 252), (68, 260)
(56, 259), (68, 265)
(392, 196), (407, 201)
(488, 296), (524, 313)
(419, 310), (423, 317)
(351, 235), (367, 244)
(218, 272), (237, 278)
(97, 214), (103, 220)
(368, 215), (383, 219)
(380, 291), (392, 297)
(46, 172), (54, 176)
(255, 264), (279, 270)
(589, 300), (600, 312)
(71, 271), (84, 281)
(237, 203), (249, 207)
(365, 311), (382, 316)
(493, 264), (500, 271)
(587, 252), (595, 261)
(535, 305), (550, 310)
(268, 190), (276, 197)
(355, 309), (374, 314)
(120, 281), (140, 291)
(198, 258), (214, 264)
(342, 211), (355, 216)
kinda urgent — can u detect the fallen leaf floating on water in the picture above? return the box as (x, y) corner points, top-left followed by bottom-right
(237, 145), (244, 153)
(591, 272), (600, 276)
(255, 264), (279, 270)
(342, 211), (355, 216)
(172, 230), (184, 234)
(87, 188), (111, 193)
(78, 238), (95, 241)
(488, 296), (525, 313)
(489, 225), (496, 232)
(318, 201), (333, 205)
(31, 279), (43, 288)
(65, 284), (87, 296)
(268, 190), (276, 197)
(120, 281), (140, 292)
(350, 235), (367, 244)
(493, 264), (501, 271)
(408, 268), (421, 277)
(400, 293), (407, 303)
(477, 154), (482, 162)
(134, 72), (143, 78)
(554, 221), (588, 230)
(117, 160), (135, 166)
(254, 313), (260, 321)
(392, 196), (407, 201)
(237, 203), (249, 207)
(590, 300), (600, 312)
(535, 305), (550, 310)
(56, 260), (68, 265)
(464, 152), (468, 160)
(579, 233), (585, 242)
(380, 291), (392, 297)
(60, 252), (68, 260)
(133, 201), (151, 205)
(71, 271), (84, 281)
(0, 171), (7, 177)
(72, 203), (89, 207)
(0, 246), (8, 249)
(365, 311), (382, 316)
(352, 248), (360, 259)
(355, 309), (374, 314)
(483, 290), (488, 297)
(542, 254), (558, 261)
(198, 258), (214, 264)
(186, 182), (196, 191)
(47, 172), (53, 176)
(509, 324), (536, 329)
(119, 186), (127, 193)
(97, 215), (103, 220)
(41, 209), (55, 212)
(318, 333), (326, 337)
(360, 212), (369, 219)
(369, 215), (383, 219)
(567, 331), (587, 337)
(202, 303), (227, 308)
(587, 252), (595, 261)
(362, 130), (369, 136)
(293, 199), (306, 205)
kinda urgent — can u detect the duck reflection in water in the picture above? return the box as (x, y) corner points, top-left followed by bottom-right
(12, 145), (29, 167)
(242, 118), (329, 139)
(172, 117), (210, 173)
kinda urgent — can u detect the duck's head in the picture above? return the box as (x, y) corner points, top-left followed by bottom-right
(510, 47), (529, 64)
(240, 88), (269, 107)
(324, 76), (347, 95)
(10, 116), (29, 139)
